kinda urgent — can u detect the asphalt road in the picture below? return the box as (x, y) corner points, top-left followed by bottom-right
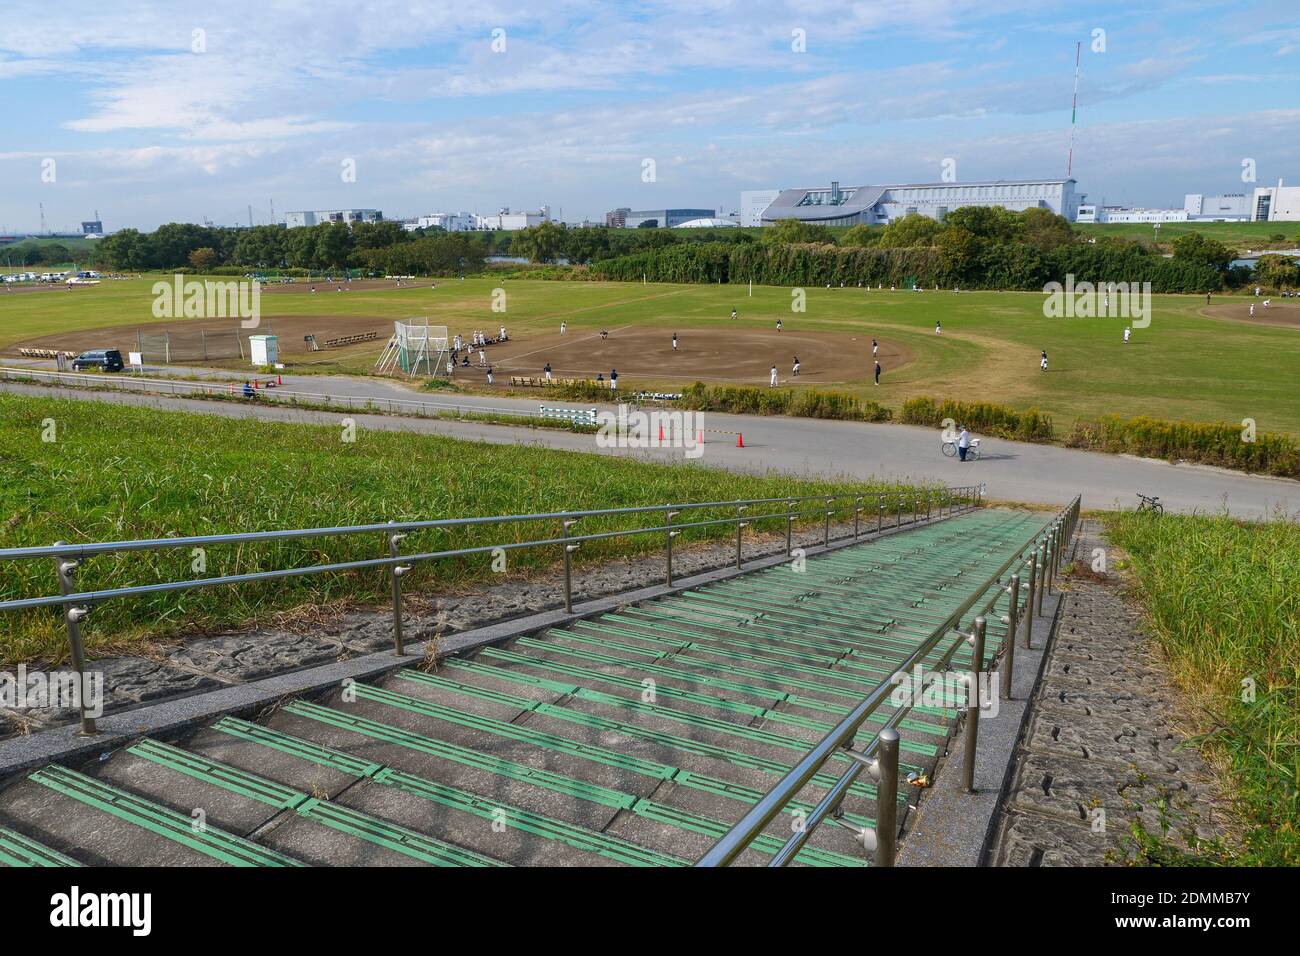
(4, 368), (1295, 518)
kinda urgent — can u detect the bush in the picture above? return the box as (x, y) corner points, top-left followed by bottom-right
(1066, 415), (1300, 478)
(900, 396), (1055, 441)
(546, 381), (891, 423)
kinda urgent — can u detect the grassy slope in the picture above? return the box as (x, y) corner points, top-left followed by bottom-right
(1104, 512), (1300, 865)
(1072, 221), (1300, 251)
(0, 392), (917, 664)
(4, 274), (1296, 436)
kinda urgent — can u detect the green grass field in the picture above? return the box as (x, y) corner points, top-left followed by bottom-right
(4, 273), (1299, 436)
(0, 392), (920, 665)
(1072, 220), (1300, 251)
(1104, 512), (1300, 865)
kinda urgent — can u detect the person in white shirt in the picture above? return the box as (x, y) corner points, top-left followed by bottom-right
(1123, 327), (1131, 344)
(769, 365), (778, 387)
(957, 426), (971, 462)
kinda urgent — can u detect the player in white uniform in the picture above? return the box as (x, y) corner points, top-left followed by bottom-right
(769, 365), (778, 387)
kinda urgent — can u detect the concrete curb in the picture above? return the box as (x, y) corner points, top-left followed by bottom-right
(0, 508), (972, 778)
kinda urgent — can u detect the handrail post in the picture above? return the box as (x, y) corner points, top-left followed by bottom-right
(736, 506), (748, 570)
(52, 542), (96, 736)
(1034, 543), (1046, 616)
(386, 522), (411, 656)
(895, 494), (901, 528)
(823, 497), (832, 548)
(926, 490), (932, 520)
(877, 500), (884, 534)
(1001, 574), (1020, 700)
(785, 500), (795, 557)
(562, 517), (580, 613)
(962, 615), (987, 793)
(1023, 555), (1037, 647)
(665, 510), (679, 586)
(853, 496), (862, 539)
(874, 728), (900, 867)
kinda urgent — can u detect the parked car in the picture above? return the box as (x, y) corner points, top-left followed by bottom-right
(71, 349), (124, 372)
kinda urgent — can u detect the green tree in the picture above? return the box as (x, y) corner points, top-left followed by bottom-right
(1253, 254), (1299, 290)
(761, 218), (834, 245)
(874, 214), (941, 248)
(1171, 232), (1232, 272)
(510, 221), (567, 263)
(840, 224), (879, 248)
(1019, 208), (1076, 251)
(187, 247), (218, 271)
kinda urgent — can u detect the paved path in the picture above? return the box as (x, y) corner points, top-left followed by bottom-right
(990, 521), (1227, 865)
(3, 368), (1296, 518)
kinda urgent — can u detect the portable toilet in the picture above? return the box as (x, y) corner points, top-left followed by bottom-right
(249, 334), (279, 366)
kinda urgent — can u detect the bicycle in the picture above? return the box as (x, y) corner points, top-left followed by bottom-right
(941, 437), (981, 461)
(1136, 492), (1163, 516)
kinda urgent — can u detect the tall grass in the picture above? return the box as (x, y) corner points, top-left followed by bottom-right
(899, 396), (1055, 441)
(0, 393), (921, 664)
(1069, 415), (1300, 478)
(549, 380), (892, 423)
(1105, 512), (1300, 864)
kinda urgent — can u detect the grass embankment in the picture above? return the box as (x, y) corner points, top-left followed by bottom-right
(1104, 512), (1300, 865)
(0, 393), (928, 665)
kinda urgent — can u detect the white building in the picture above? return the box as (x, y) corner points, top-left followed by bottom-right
(760, 178), (1082, 226)
(1252, 180), (1300, 222)
(1184, 193), (1251, 221)
(740, 189), (781, 227)
(284, 209), (383, 228)
(475, 206), (551, 231)
(403, 212), (476, 232)
(1078, 205), (1188, 224)
(674, 218), (737, 229)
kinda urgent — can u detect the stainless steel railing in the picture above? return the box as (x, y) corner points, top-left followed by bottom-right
(696, 493), (1081, 867)
(0, 485), (986, 735)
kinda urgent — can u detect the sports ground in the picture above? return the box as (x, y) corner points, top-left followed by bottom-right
(3, 274), (1299, 435)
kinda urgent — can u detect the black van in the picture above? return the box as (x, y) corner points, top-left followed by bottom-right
(71, 349), (125, 372)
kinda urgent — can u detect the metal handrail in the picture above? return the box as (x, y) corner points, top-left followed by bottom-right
(0, 365), (561, 422)
(696, 494), (1081, 867)
(0, 484), (986, 736)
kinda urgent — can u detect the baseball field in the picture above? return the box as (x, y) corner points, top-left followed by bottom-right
(3, 273), (1299, 435)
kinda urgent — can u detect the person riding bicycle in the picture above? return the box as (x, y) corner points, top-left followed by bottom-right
(957, 425), (971, 462)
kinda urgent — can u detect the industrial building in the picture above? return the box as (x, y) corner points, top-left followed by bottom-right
(1252, 181), (1300, 222)
(403, 212), (476, 232)
(474, 206), (551, 231)
(1184, 193), (1251, 221)
(623, 208), (716, 229)
(757, 179), (1082, 225)
(284, 209), (383, 228)
(1076, 205), (1188, 224)
(740, 190), (781, 227)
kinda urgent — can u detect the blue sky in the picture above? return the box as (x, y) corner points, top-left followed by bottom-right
(1, 0), (1297, 232)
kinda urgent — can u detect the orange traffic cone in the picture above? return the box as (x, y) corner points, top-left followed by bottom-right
(698, 430), (704, 446)
(736, 432), (744, 448)
(658, 423), (665, 444)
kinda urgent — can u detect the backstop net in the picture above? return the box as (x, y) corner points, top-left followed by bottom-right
(377, 320), (449, 375)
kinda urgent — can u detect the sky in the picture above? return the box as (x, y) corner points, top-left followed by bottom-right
(1, 0), (1298, 233)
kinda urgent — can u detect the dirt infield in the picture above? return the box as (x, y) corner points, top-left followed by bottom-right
(475, 326), (909, 386)
(260, 278), (421, 294)
(1203, 302), (1300, 329)
(12, 314), (395, 359)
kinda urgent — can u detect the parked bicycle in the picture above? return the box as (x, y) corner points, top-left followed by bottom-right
(1136, 492), (1163, 516)
(941, 437), (981, 461)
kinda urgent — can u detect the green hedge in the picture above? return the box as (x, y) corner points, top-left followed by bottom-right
(1066, 415), (1300, 478)
(545, 380), (891, 423)
(900, 396), (1055, 441)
